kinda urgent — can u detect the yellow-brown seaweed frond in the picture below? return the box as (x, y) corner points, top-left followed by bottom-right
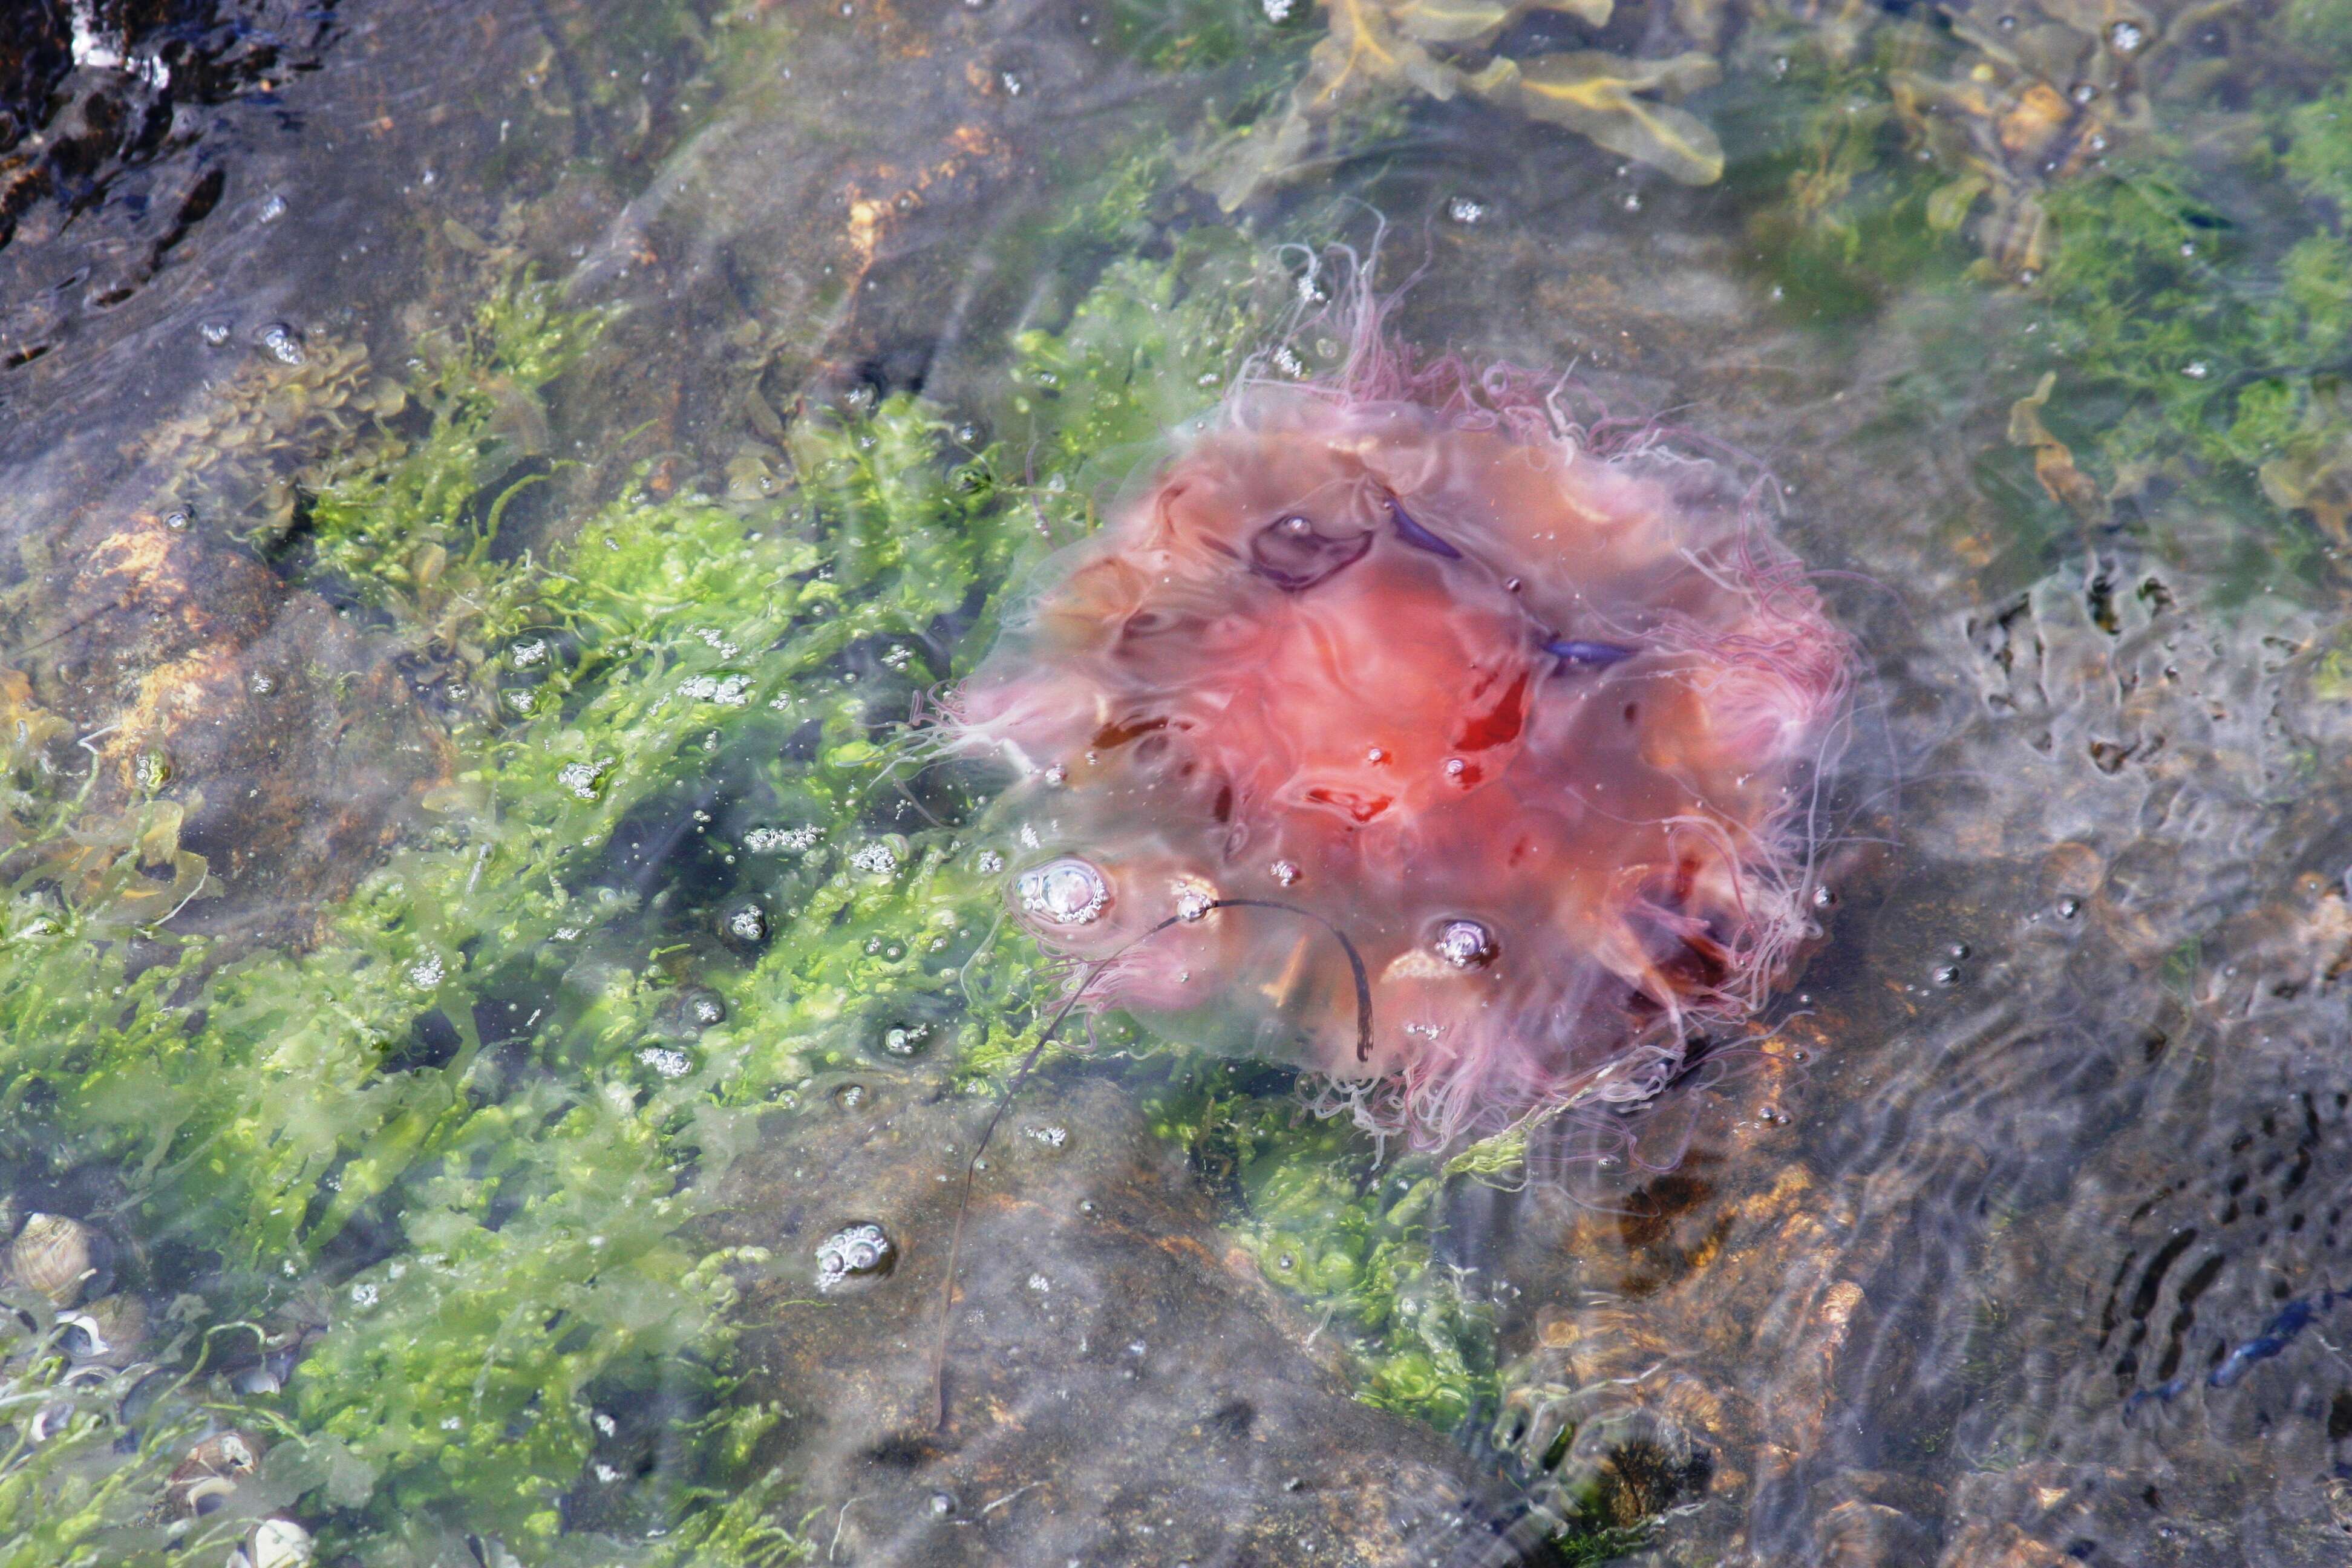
(1198, 0), (1725, 206)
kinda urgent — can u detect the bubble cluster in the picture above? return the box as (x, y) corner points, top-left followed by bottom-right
(815, 1221), (897, 1292)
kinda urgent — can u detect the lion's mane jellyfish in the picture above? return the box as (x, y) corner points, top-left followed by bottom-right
(946, 286), (1855, 1150)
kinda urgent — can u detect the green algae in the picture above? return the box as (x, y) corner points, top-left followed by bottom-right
(1721, 23), (1964, 319)
(2020, 124), (2352, 574)
(0, 272), (1024, 1559)
(1720, 5), (2352, 564)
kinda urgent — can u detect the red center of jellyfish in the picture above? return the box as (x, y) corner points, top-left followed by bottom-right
(1132, 506), (1536, 828)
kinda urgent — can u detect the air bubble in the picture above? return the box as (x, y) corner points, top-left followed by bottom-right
(1017, 858), (1110, 924)
(1270, 860), (1301, 887)
(557, 758), (611, 800)
(1174, 880), (1215, 922)
(1434, 918), (1497, 969)
(636, 1046), (692, 1079)
(659, 985), (725, 1036)
(724, 903), (769, 944)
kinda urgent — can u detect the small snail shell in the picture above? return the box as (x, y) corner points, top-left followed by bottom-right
(24, 1362), (108, 1442)
(27, 1399), (74, 1445)
(60, 1293), (148, 1366)
(231, 1359), (284, 1396)
(3, 1214), (114, 1308)
(231, 1519), (315, 1568)
(167, 1430), (264, 1518)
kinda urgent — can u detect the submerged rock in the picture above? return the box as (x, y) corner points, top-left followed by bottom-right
(699, 1076), (1558, 1567)
(16, 510), (451, 939)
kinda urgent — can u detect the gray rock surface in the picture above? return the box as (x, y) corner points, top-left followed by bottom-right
(701, 1074), (1557, 1567)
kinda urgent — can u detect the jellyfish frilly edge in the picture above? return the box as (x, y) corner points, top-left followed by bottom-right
(937, 259), (1859, 1154)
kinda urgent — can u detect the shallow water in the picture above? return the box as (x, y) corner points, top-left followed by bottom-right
(7, 0), (2352, 1564)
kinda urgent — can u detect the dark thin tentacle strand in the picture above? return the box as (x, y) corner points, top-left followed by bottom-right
(930, 898), (1374, 1429)
(1201, 898), (1375, 1064)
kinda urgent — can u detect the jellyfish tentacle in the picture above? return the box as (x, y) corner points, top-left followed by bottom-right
(1385, 494), (1463, 559)
(1543, 637), (1638, 667)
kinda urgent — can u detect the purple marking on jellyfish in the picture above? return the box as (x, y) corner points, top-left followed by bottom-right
(1543, 638), (1636, 667)
(1386, 497), (1462, 560)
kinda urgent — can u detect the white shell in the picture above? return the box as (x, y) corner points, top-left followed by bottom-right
(62, 1293), (147, 1364)
(239, 1520), (315, 1568)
